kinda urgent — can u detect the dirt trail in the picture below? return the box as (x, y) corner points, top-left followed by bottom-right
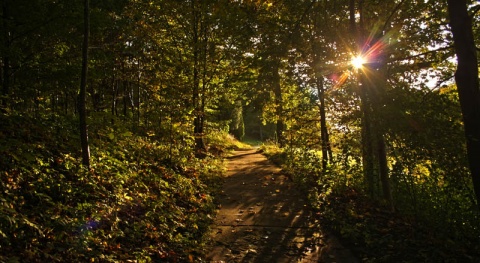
(206, 149), (358, 263)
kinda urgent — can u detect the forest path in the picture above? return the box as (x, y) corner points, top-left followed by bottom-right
(205, 149), (358, 263)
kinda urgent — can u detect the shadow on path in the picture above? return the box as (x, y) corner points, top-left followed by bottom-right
(206, 149), (358, 263)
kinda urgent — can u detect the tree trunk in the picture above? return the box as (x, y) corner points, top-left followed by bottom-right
(123, 80), (128, 117)
(192, 0), (206, 152)
(359, 77), (376, 197)
(1, 0), (10, 107)
(272, 60), (285, 147)
(447, 0), (480, 208)
(136, 61), (141, 129)
(351, 0), (376, 197)
(312, 10), (332, 171)
(317, 76), (331, 170)
(372, 77), (393, 208)
(377, 133), (393, 209)
(78, 0), (90, 167)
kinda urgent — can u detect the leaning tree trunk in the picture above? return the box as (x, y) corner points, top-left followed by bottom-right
(447, 0), (480, 208)
(78, 0), (91, 167)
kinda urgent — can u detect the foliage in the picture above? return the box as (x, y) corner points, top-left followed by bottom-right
(0, 113), (227, 262)
(259, 143), (287, 167)
(206, 128), (251, 154)
(318, 189), (480, 262)
(256, 0), (480, 261)
(263, 142), (480, 262)
(229, 101), (245, 141)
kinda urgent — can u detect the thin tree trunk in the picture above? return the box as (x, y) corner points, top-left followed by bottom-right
(191, 0), (206, 153)
(78, 0), (90, 167)
(349, 0), (356, 35)
(123, 80), (128, 118)
(136, 61), (141, 129)
(272, 60), (284, 147)
(312, 10), (332, 171)
(1, 0), (10, 107)
(64, 90), (68, 115)
(112, 78), (118, 117)
(200, 7), (208, 148)
(317, 76), (330, 170)
(447, 0), (480, 208)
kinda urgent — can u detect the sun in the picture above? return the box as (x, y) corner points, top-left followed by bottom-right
(351, 55), (366, 69)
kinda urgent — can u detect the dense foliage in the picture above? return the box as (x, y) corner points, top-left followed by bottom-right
(0, 112), (243, 262)
(262, 142), (480, 262)
(255, 0), (480, 261)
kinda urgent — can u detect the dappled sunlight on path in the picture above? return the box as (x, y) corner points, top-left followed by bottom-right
(206, 149), (358, 263)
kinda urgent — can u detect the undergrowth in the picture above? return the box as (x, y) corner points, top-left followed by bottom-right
(0, 113), (229, 262)
(261, 143), (480, 263)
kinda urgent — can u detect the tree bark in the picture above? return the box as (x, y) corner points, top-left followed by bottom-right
(377, 133), (393, 209)
(447, 0), (480, 208)
(78, 0), (90, 167)
(1, 0), (10, 107)
(351, 0), (376, 197)
(359, 75), (376, 197)
(312, 10), (332, 171)
(272, 60), (285, 147)
(373, 76), (393, 209)
(316, 76), (331, 170)
(192, 0), (206, 152)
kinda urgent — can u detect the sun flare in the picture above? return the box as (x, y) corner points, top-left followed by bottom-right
(351, 55), (366, 69)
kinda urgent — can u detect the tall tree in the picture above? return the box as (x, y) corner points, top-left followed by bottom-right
(350, 0), (376, 197)
(447, 0), (480, 207)
(78, 0), (90, 167)
(0, 0), (10, 107)
(308, 0), (335, 170)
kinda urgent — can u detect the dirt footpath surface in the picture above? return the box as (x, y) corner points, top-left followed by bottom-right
(206, 149), (358, 263)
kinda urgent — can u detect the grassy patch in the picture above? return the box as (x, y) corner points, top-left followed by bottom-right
(206, 131), (252, 157)
(258, 143), (286, 166)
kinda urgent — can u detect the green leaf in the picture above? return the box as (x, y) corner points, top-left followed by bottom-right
(122, 131), (132, 137)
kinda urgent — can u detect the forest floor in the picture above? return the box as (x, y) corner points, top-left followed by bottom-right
(205, 148), (358, 263)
